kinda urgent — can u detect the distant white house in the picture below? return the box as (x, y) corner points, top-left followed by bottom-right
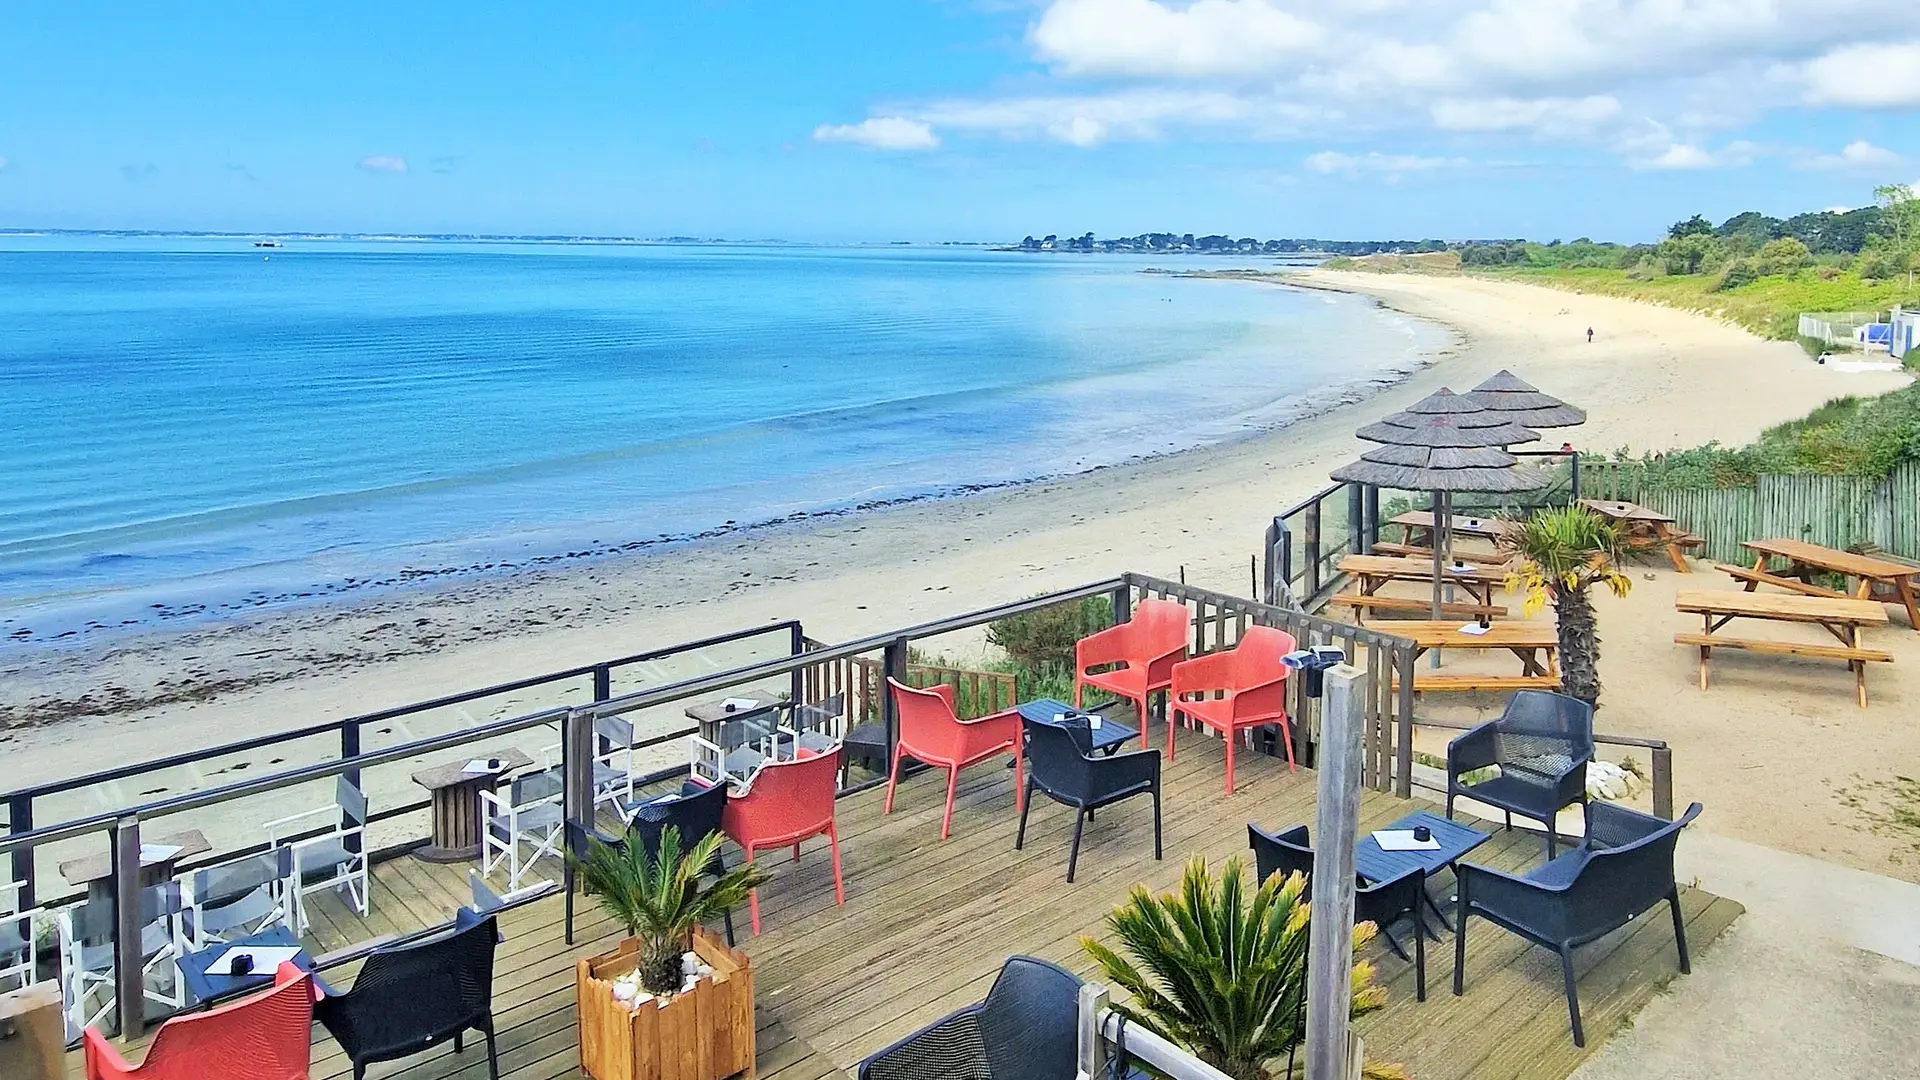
(1892, 307), (1917, 361)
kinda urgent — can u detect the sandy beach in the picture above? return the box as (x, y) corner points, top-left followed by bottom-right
(3, 270), (1911, 874)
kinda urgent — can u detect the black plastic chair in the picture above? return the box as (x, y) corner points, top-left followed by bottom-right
(1248, 824), (1430, 1001)
(315, 913), (500, 1080)
(1446, 690), (1594, 857)
(563, 780), (736, 945)
(858, 955), (1080, 1080)
(1454, 801), (1703, 1046)
(1016, 717), (1161, 883)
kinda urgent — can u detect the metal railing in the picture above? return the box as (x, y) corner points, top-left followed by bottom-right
(0, 572), (1403, 1041)
(1, 620), (803, 911)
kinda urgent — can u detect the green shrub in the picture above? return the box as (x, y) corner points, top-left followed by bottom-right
(986, 595), (1113, 671)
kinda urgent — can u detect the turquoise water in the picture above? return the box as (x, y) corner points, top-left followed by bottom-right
(0, 241), (1442, 644)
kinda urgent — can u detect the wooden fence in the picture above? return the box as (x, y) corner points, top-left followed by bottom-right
(1578, 460), (1920, 564)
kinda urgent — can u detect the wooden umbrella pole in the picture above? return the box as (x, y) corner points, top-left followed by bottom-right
(1431, 491), (1446, 669)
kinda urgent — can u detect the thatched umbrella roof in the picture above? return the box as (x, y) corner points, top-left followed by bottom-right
(1340, 388), (1544, 491)
(1463, 369), (1586, 428)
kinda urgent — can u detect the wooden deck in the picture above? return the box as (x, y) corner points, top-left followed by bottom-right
(81, 728), (1740, 1080)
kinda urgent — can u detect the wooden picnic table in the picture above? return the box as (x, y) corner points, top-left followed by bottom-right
(1674, 589), (1891, 708)
(1578, 499), (1704, 573)
(1387, 510), (1516, 548)
(59, 829), (212, 906)
(1720, 537), (1920, 629)
(1338, 554), (1506, 611)
(1382, 621), (1561, 693)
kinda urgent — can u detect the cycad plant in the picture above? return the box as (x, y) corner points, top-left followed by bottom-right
(568, 825), (766, 996)
(1081, 856), (1404, 1080)
(1499, 505), (1632, 710)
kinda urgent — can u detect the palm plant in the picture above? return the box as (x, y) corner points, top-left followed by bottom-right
(1081, 855), (1404, 1080)
(568, 825), (766, 996)
(1499, 505), (1632, 710)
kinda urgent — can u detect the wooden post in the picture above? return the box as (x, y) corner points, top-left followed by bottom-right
(1306, 664), (1366, 1080)
(1348, 484), (1366, 555)
(111, 816), (143, 1041)
(1304, 501), (1323, 600)
(1651, 746), (1674, 820)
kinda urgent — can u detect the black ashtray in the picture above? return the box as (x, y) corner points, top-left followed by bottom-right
(486, 757), (503, 772)
(1412, 825), (1433, 843)
(229, 953), (255, 977)
(723, 702), (737, 713)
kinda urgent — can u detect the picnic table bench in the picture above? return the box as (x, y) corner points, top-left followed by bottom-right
(1382, 621), (1561, 693)
(1368, 540), (1507, 566)
(1329, 593), (1509, 624)
(1719, 538), (1920, 629)
(1387, 510), (1516, 548)
(1578, 499), (1704, 573)
(1674, 589), (1891, 708)
(1338, 554), (1506, 610)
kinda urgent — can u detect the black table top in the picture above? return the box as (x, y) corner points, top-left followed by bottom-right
(1019, 698), (1137, 754)
(1355, 810), (1490, 884)
(177, 927), (326, 1006)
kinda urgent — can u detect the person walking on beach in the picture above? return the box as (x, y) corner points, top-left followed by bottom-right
(1586, 327), (1594, 343)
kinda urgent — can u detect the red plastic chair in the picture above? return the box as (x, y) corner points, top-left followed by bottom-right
(722, 746), (846, 935)
(84, 962), (317, 1080)
(1168, 625), (1299, 794)
(884, 679), (1024, 839)
(1074, 598), (1190, 748)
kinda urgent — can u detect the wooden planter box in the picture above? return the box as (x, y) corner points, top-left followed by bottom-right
(576, 926), (755, 1080)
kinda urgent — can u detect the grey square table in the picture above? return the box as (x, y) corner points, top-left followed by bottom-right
(1355, 809), (1490, 930)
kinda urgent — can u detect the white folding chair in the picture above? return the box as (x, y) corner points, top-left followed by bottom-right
(541, 716), (638, 813)
(479, 766), (564, 892)
(0, 878), (43, 991)
(264, 775), (369, 934)
(180, 846), (299, 949)
(56, 883), (186, 1033)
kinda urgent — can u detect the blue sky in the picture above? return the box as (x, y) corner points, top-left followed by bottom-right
(1, 1), (1916, 243)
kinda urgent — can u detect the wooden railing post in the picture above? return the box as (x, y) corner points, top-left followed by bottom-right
(1651, 746), (1674, 820)
(1394, 642), (1415, 799)
(1348, 483), (1366, 555)
(1307, 665), (1366, 1080)
(1111, 583), (1132, 625)
(789, 622), (807, 706)
(112, 815), (144, 1041)
(7, 793), (32, 909)
(881, 638), (908, 756)
(1364, 485), (1381, 552)
(1304, 501), (1323, 600)
(340, 721), (363, 857)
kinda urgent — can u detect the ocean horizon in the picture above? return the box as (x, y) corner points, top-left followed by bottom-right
(0, 240), (1445, 649)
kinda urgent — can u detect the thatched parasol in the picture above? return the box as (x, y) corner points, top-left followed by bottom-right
(1332, 388), (1547, 623)
(1463, 369), (1587, 429)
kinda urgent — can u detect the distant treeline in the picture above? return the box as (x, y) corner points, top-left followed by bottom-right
(1006, 232), (1449, 255)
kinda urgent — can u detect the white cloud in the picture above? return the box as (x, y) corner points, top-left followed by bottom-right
(823, 1), (1919, 166)
(811, 117), (940, 151)
(357, 155), (408, 173)
(1305, 150), (1464, 175)
(1802, 41), (1920, 107)
(1431, 96), (1620, 137)
(1641, 143), (1717, 170)
(1031, 0), (1321, 79)
(1802, 140), (1903, 170)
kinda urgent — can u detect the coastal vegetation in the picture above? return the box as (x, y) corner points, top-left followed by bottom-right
(1325, 184), (1920, 354)
(1606, 382), (1920, 486)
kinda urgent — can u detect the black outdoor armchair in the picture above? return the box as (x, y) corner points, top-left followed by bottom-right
(315, 912), (501, 1080)
(564, 779), (737, 945)
(1454, 800), (1703, 1046)
(1249, 824), (1431, 1000)
(858, 955), (1080, 1080)
(1016, 716), (1161, 883)
(1446, 690), (1594, 857)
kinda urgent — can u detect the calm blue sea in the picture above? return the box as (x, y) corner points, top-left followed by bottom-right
(0, 240), (1442, 645)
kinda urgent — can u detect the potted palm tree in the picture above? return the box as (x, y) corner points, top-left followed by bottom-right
(1500, 505), (1632, 709)
(571, 825), (766, 1080)
(1082, 856), (1407, 1080)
